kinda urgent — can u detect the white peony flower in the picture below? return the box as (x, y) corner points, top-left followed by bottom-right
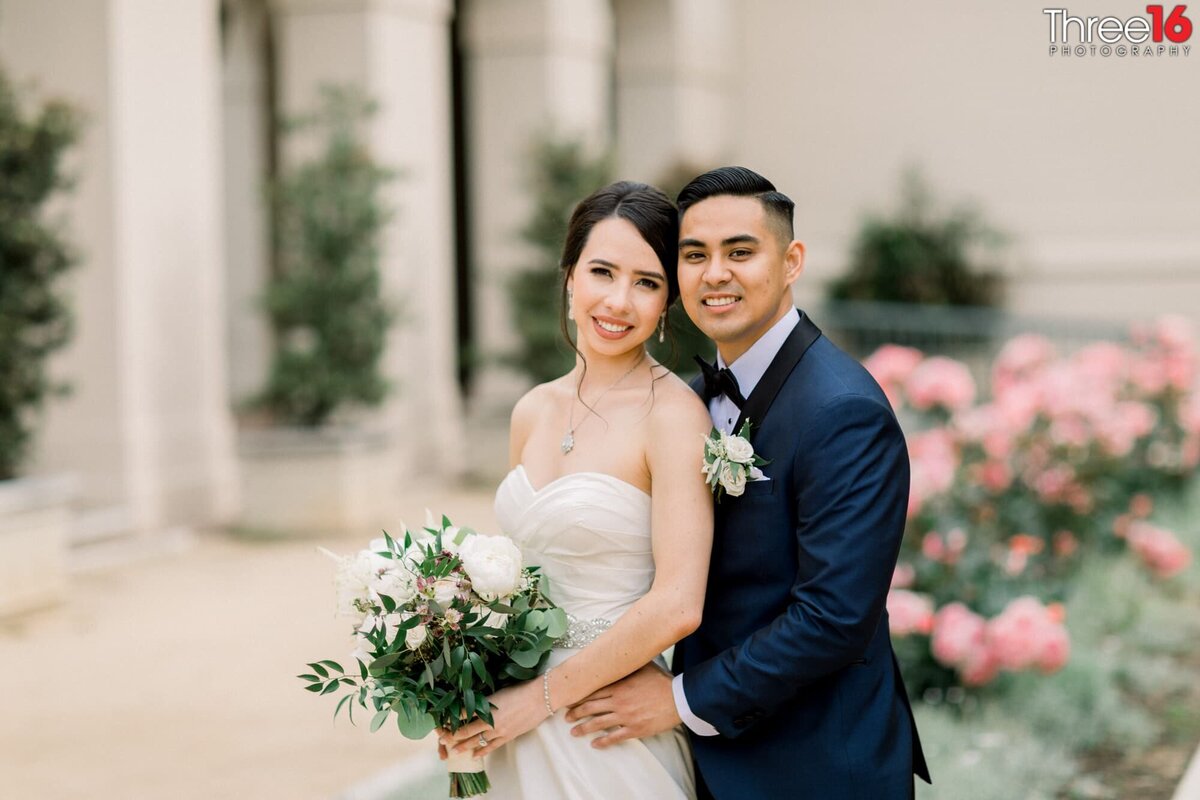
(405, 624), (428, 651)
(720, 462), (747, 497)
(458, 535), (524, 601)
(722, 433), (755, 463)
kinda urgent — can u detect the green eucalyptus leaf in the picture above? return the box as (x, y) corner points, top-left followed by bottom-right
(320, 680), (340, 695)
(297, 673), (320, 682)
(370, 708), (390, 732)
(319, 660), (344, 674)
(396, 704), (437, 739)
(334, 694), (352, 720)
(310, 662), (329, 679)
(304, 683), (324, 693)
(543, 608), (568, 638)
(510, 648), (543, 669)
(371, 652), (402, 670)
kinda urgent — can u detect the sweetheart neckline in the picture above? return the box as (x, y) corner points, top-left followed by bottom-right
(508, 464), (651, 501)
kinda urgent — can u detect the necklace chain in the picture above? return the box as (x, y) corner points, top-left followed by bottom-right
(561, 352), (646, 454)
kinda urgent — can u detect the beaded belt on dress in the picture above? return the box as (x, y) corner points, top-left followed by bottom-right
(558, 613), (614, 648)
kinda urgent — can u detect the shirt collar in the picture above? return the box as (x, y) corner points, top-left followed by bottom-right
(716, 309), (800, 399)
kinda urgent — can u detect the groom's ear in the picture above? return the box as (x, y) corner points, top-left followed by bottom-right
(782, 240), (805, 287)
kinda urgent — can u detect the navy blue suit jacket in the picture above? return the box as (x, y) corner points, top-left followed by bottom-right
(677, 311), (929, 799)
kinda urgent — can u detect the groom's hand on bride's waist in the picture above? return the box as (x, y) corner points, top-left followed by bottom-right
(565, 662), (681, 748)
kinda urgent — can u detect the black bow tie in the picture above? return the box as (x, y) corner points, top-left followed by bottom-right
(695, 355), (746, 408)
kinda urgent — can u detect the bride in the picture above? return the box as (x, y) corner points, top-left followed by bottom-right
(438, 181), (713, 798)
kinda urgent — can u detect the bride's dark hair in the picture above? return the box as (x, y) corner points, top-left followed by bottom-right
(558, 181), (680, 352)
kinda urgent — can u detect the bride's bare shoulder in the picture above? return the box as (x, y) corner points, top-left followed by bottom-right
(510, 377), (571, 451)
(648, 367), (710, 435)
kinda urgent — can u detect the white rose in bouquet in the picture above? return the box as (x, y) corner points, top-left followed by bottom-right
(371, 568), (416, 605)
(431, 578), (461, 606)
(720, 462), (747, 497)
(405, 623), (428, 651)
(459, 535), (524, 601)
(722, 431), (755, 463)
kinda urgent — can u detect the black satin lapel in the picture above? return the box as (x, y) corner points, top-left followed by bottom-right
(733, 310), (822, 434)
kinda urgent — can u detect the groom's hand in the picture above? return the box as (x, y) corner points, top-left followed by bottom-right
(565, 662), (681, 748)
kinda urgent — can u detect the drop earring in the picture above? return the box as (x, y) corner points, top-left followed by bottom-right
(567, 290), (574, 321)
(657, 312), (666, 343)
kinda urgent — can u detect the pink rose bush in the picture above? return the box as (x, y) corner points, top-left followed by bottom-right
(870, 316), (1198, 693)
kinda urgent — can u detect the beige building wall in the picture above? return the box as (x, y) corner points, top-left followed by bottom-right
(731, 1), (1200, 325)
(1, 0), (238, 539)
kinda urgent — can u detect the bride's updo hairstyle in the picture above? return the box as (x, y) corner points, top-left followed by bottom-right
(558, 181), (680, 349)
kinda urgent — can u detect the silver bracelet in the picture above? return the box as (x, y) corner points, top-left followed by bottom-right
(542, 668), (555, 717)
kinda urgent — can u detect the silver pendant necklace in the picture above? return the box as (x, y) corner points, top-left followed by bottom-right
(562, 352), (646, 454)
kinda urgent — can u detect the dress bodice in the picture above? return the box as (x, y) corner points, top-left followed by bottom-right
(494, 465), (654, 624)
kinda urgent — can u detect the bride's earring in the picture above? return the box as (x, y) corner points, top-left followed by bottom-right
(657, 312), (666, 343)
(567, 290), (574, 321)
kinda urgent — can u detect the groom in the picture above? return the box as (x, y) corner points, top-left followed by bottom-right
(565, 167), (930, 798)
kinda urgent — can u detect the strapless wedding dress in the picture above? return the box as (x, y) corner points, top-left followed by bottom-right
(482, 465), (695, 800)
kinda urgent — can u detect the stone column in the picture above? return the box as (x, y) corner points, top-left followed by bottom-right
(612, 0), (734, 184)
(271, 0), (466, 476)
(0, 0), (238, 540)
(221, 0), (275, 406)
(460, 0), (615, 410)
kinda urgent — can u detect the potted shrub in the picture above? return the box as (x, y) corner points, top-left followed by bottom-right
(0, 66), (80, 614)
(237, 86), (399, 537)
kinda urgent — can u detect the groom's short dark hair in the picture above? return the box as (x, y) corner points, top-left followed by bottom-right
(676, 166), (795, 246)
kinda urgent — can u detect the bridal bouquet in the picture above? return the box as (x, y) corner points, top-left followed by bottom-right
(300, 514), (567, 797)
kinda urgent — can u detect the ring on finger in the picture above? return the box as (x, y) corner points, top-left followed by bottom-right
(478, 733), (488, 747)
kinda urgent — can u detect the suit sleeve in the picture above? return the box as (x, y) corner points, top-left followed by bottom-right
(681, 393), (909, 738)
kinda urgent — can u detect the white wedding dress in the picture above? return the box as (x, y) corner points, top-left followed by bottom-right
(483, 465), (696, 800)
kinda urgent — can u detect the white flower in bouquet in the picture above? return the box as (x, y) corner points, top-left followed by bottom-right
(459, 535), (524, 601)
(722, 431), (755, 463)
(441, 526), (465, 555)
(405, 623), (428, 651)
(431, 578), (462, 606)
(371, 567), (416, 606)
(323, 548), (388, 619)
(720, 462), (748, 497)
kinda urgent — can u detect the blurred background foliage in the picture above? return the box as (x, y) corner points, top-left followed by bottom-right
(254, 86), (395, 427)
(828, 169), (1006, 308)
(0, 65), (81, 480)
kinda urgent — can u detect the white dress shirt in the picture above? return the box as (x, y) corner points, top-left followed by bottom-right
(672, 309), (800, 736)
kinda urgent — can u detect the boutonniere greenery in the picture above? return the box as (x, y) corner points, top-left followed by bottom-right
(701, 420), (769, 500)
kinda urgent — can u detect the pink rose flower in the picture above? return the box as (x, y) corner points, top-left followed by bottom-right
(891, 562), (916, 589)
(1127, 522), (1193, 579)
(907, 357), (977, 412)
(931, 602), (986, 668)
(887, 590), (935, 637)
(986, 596), (1069, 673)
(864, 345), (924, 407)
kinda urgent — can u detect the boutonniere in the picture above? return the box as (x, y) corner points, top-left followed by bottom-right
(701, 420), (769, 500)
